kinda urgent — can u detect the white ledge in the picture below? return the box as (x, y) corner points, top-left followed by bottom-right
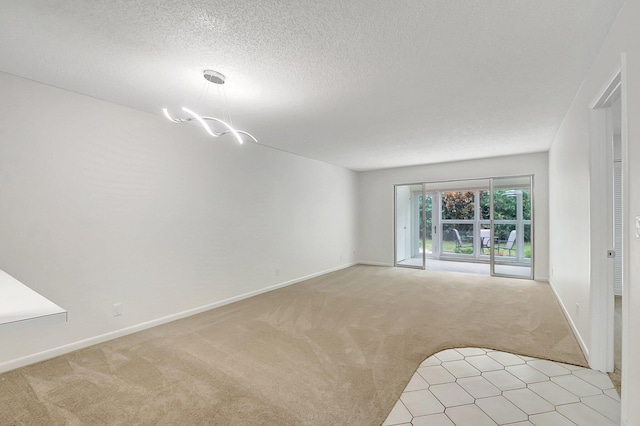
(0, 269), (67, 329)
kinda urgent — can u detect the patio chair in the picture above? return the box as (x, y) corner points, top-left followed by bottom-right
(453, 229), (473, 249)
(502, 230), (517, 256)
(480, 229), (497, 254)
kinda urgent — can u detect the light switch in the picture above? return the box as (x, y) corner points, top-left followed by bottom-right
(636, 216), (640, 239)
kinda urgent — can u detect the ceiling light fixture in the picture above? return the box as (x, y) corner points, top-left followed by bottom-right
(162, 70), (257, 144)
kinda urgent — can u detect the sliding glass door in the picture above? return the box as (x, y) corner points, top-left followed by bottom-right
(395, 184), (425, 268)
(490, 176), (533, 279)
(395, 176), (533, 279)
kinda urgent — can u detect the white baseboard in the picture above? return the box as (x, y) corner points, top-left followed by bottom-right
(0, 262), (358, 374)
(548, 279), (589, 362)
(358, 261), (394, 267)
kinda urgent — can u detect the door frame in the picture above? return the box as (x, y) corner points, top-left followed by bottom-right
(490, 175), (534, 280)
(394, 183), (426, 269)
(424, 191), (439, 259)
(588, 63), (627, 373)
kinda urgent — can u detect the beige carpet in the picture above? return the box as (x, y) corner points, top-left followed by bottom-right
(0, 265), (586, 425)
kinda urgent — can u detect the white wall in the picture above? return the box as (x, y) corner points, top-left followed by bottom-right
(357, 152), (549, 279)
(548, 0), (640, 423)
(0, 72), (358, 369)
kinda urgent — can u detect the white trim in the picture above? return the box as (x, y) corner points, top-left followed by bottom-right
(549, 279), (590, 362)
(619, 51), (630, 425)
(0, 262), (357, 374)
(591, 70), (622, 109)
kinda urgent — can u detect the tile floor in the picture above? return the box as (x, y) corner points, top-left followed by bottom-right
(383, 348), (620, 426)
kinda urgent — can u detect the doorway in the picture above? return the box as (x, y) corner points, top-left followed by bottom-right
(590, 71), (624, 392)
(611, 89), (623, 392)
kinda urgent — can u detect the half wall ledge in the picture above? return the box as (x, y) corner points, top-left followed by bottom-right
(0, 269), (67, 330)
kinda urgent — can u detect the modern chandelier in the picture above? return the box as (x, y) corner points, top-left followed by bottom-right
(162, 70), (257, 144)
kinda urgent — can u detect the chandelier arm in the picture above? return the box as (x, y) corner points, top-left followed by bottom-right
(163, 111), (255, 144)
(182, 107), (216, 137)
(211, 130), (257, 144)
(199, 116), (244, 144)
(162, 108), (181, 123)
(235, 130), (258, 144)
(163, 110), (230, 137)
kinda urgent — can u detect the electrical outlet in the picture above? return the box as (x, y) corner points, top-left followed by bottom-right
(575, 303), (580, 315)
(275, 268), (280, 277)
(113, 303), (123, 317)
(340, 254), (343, 261)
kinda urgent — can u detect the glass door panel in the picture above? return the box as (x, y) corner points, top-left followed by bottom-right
(424, 192), (435, 258)
(478, 190), (493, 258)
(441, 223), (474, 255)
(395, 184), (425, 268)
(440, 190), (476, 257)
(491, 176), (533, 278)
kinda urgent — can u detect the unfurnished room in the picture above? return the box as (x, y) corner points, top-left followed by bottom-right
(1, 1), (639, 425)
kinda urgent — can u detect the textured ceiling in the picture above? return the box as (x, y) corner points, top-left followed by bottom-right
(0, 1), (625, 171)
